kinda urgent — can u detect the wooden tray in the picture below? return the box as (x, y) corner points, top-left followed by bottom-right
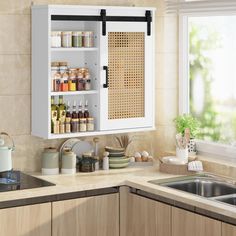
(159, 162), (192, 175)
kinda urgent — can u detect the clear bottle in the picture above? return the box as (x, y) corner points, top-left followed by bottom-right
(51, 96), (58, 133)
(57, 95), (66, 123)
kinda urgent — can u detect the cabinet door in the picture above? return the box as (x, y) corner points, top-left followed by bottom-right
(222, 223), (236, 236)
(120, 187), (171, 236)
(0, 203), (51, 236)
(52, 193), (119, 236)
(172, 207), (221, 236)
(100, 21), (154, 131)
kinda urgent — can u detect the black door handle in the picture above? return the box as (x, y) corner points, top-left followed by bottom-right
(103, 66), (109, 88)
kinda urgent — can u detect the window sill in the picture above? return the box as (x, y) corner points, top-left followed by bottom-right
(196, 140), (236, 160)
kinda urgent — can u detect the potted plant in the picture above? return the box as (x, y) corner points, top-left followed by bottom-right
(173, 114), (200, 154)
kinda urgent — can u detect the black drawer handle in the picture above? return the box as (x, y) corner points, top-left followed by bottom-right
(103, 66), (109, 88)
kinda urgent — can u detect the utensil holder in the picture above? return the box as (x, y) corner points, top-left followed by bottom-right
(176, 147), (188, 164)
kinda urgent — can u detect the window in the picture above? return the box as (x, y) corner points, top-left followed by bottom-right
(176, 2), (236, 157)
(189, 16), (236, 145)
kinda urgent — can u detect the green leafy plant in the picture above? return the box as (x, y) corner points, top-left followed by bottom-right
(174, 114), (200, 138)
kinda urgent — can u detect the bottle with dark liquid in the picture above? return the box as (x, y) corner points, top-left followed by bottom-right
(71, 101), (79, 133)
(78, 100), (84, 119)
(84, 100), (89, 118)
(65, 101), (72, 133)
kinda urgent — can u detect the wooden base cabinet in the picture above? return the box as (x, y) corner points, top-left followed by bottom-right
(52, 193), (119, 236)
(120, 187), (171, 236)
(0, 203), (51, 236)
(172, 207), (221, 236)
(222, 223), (236, 236)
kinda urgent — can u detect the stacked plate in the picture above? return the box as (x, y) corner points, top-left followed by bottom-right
(105, 146), (130, 169)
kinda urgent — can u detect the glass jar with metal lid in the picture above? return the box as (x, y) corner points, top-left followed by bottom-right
(51, 31), (61, 48)
(72, 31), (83, 47)
(62, 31), (72, 48)
(83, 31), (94, 47)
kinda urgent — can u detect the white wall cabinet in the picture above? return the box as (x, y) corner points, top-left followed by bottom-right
(32, 5), (155, 139)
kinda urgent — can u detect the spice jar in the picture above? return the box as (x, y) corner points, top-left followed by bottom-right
(62, 31), (72, 48)
(51, 61), (60, 71)
(61, 72), (69, 91)
(72, 31), (83, 47)
(59, 62), (68, 73)
(51, 62), (60, 91)
(87, 117), (94, 131)
(54, 72), (61, 92)
(80, 67), (88, 77)
(84, 79), (91, 90)
(77, 72), (84, 90)
(83, 31), (94, 47)
(51, 31), (61, 48)
(79, 118), (87, 132)
(68, 70), (77, 91)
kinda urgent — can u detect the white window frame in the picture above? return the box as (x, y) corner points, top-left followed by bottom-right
(179, 11), (236, 158)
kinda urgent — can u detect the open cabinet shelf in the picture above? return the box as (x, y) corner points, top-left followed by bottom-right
(32, 5), (156, 139)
(51, 47), (98, 52)
(50, 90), (98, 96)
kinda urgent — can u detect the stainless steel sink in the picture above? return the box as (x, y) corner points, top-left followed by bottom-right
(213, 194), (236, 206)
(149, 174), (236, 198)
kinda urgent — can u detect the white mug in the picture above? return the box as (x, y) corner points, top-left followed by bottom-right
(176, 147), (188, 164)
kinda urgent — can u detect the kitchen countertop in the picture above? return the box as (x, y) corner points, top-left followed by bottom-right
(0, 165), (236, 223)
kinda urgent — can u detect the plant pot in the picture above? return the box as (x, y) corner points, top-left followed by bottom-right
(188, 138), (197, 154)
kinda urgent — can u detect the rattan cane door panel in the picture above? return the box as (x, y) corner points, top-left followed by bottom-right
(108, 32), (145, 120)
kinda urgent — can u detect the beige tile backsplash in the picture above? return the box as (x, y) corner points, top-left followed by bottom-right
(0, 55), (30, 95)
(0, 0), (178, 171)
(0, 15), (30, 54)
